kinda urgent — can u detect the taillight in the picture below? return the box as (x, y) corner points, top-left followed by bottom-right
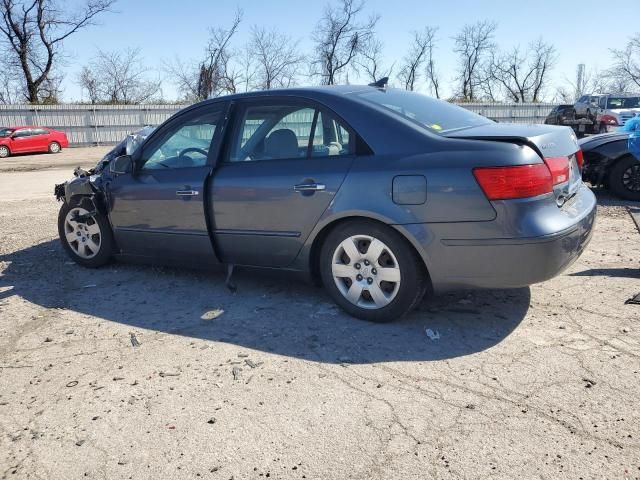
(473, 164), (553, 200)
(543, 156), (570, 185)
(575, 150), (584, 169)
(600, 114), (618, 126)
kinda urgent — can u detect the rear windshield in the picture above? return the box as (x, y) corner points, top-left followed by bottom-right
(354, 89), (492, 134)
(0, 128), (14, 137)
(607, 97), (640, 109)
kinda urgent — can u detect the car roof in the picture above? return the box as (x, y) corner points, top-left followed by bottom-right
(201, 84), (376, 104)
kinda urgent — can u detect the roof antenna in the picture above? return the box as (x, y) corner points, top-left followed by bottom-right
(368, 77), (389, 89)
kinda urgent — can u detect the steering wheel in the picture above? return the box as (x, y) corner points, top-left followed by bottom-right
(179, 147), (208, 158)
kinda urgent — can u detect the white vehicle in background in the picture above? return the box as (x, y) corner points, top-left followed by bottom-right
(596, 94), (640, 133)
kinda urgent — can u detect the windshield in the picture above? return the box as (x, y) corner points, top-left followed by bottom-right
(354, 89), (493, 134)
(0, 128), (14, 137)
(607, 97), (640, 109)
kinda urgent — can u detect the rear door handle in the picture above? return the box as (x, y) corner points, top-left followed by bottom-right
(176, 190), (199, 196)
(293, 183), (326, 193)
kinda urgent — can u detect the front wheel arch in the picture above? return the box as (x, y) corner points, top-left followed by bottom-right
(309, 216), (432, 292)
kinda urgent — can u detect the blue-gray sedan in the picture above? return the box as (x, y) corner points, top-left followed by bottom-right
(57, 85), (596, 322)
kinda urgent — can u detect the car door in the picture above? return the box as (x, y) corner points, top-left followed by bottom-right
(210, 98), (355, 268)
(105, 102), (228, 264)
(30, 128), (49, 151)
(10, 128), (34, 153)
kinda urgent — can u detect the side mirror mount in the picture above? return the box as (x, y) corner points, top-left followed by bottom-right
(110, 155), (133, 175)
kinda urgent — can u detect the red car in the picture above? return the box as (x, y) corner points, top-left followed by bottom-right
(0, 126), (69, 158)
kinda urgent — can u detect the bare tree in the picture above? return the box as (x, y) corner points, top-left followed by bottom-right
(78, 48), (161, 104)
(356, 37), (392, 83)
(488, 38), (556, 102)
(0, 0), (115, 103)
(453, 20), (497, 101)
(165, 9), (242, 101)
(397, 27), (436, 91)
(424, 31), (440, 98)
(311, 0), (379, 85)
(609, 34), (640, 90)
(249, 26), (304, 89)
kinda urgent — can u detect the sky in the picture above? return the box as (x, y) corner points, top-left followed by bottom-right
(58, 0), (623, 102)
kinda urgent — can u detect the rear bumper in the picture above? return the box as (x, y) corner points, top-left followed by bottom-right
(397, 184), (597, 292)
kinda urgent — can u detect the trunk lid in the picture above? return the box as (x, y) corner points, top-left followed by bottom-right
(444, 123), (582, 206)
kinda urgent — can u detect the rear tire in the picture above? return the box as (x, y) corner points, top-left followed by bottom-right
(49, 142), (61, 154)
(58, 198), (114, 268)
(609, 155), (640, 201)
(0, 145), (10, 158)
(319, 220), (427, 322)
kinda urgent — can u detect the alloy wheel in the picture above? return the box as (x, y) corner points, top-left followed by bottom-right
(0, 146), (9, 158)
(622, 164), (640, 192)
(331, 234), (401, 309)
(64, 207), (102, 259)
(50, 142), (61, 153)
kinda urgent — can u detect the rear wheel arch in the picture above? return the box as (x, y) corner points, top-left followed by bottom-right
(308, 215), (432, 292)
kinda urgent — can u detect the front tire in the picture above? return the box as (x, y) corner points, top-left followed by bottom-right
(58, 199), (114, 267)
(0, 145), (10, 158)
(609, 155), (640, 201)
(319, 220), (427, 322)
(49, 142), (61, 154)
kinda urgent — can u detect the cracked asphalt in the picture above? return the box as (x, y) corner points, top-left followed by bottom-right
(1, 148), (639, 479)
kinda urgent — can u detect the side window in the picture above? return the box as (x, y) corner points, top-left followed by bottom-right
(141, 106), (223, 170)
(230, 105), (314, 162)
(32, 128), (48, 135)
(577, 96), (586, 103)
(311, 111), (352, 157)
(14, 129), (32, 138)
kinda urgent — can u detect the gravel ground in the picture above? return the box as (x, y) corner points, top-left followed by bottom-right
(0, 153), (639, 479)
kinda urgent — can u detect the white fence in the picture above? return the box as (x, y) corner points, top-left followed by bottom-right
(0, 102), (557, 147)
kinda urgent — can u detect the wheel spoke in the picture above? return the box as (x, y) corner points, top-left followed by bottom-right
(345, 282), (363, 304)
(86, 223), (100, 235)
(367, 283), (389, 307)
(65, 231), (78, 243)
(366, 238), (385, 263)
(86, 237), (100, 253)
(377, 267), (401, 283)
(332, 263), (353, 278)
(340, 238), (360, 263)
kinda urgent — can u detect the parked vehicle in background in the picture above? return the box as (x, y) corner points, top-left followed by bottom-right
(0, 126), (69, 158)
(580, 129), (640, 201)
(55, 85), (595, 322)
(544, 104), (597, 137)
(595, 94), (640, 132)
(574, 95), (601, 120)
(544, 105), (576, 125)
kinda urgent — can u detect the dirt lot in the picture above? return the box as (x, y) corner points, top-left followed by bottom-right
(1, 148), (639, 479)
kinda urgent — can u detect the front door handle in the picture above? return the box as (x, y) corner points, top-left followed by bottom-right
(176, 190), (199, 196)
(293, 183), (326, 193)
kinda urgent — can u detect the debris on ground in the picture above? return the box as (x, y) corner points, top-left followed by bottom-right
(130, 333), (141, 347)
(624, 293), (640, 305)
(232, 366), (242, 381)
(65, 381), (78, 388)
(244, 359), (262, 369)
(583, 378), (597, 388)
(425, 328), (441, 341)
(201, 309), (225, 320)
(159, 371), (180, 377)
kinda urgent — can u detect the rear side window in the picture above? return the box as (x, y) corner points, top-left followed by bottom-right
(355, 89), (492, 135)
(32, 128), (49, 135)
